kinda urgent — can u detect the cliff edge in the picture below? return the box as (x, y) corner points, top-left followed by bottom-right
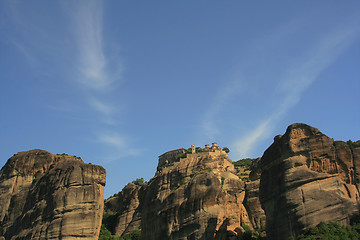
(259, 123), (360, 239)
(105, 146), (264, 239)
(0, 149), (106, 240)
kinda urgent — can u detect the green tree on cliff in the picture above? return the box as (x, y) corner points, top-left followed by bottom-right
(222, 147), (230, 153)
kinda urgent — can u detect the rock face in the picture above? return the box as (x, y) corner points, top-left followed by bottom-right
(244, 158), (266, 232)
(0, 149), (106, 240)
(105, 183), (142, 236)
(259, 123), (360, 239)
(107, 149), (258, 239)
(141, 150), (251, 240)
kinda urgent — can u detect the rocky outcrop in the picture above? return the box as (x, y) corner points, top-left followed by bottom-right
(107, 149), (257, 239)
(258, 123), (360, 239)
(141, 150), (251, 240)
(243, 158), (266, 232)
(105, 183), (142, 236)
(0, 149), (106, 240)
(105, 123), (360, 239)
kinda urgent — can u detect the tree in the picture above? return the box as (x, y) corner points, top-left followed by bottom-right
(99, 225), (121, 240)
(222, 147), (230, 153)
(131, 178), (144, 186)
(296, 222), (360, 240)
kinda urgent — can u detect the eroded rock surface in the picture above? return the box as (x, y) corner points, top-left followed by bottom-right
(0, 149), (106, 240)
(243, 158), (265, 232)
(142, 151), (252, 240)
(105, 183), (142, 236)
(259, 123), (360, 239)
(108, 149), (256, 239)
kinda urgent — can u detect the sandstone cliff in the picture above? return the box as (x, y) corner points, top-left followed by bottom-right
(243, 158), (266, 233)
(105, 149), (263, 239)
(258, 123), (360, 239)
(104, 182), (142, 236)
(0, 149), (106, 240)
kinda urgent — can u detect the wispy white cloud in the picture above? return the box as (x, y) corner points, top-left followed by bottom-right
(99, 133), (126, 149)
(233, 119), (272, 159)
(88, 98), (118, 125)
(197, 13), (360, 159)
(231, 20), (360, 159)
(11, 40), (38, 66)
(89, 98), (113, 116)
(72, 1), (123, 91)
(98, 132), (142, 162)
(201, 79), (242, 139)
(66, 1), (134, 160)
(65, 0), (123, 125)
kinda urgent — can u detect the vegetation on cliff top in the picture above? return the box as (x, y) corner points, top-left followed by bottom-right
(233, 158), (256, 182)
(131, 178), (144, 186)
(347, 140), (360, 152)
(55, 153), (82, 160)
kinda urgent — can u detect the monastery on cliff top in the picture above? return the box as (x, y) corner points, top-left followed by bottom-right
(158, 143), (225, 169)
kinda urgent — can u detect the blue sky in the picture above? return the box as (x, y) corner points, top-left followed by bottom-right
(1, 1), (359, 197)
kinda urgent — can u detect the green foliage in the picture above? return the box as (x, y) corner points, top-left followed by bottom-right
(347, 140), (354, 151)
(196, 148), (205, 153)
(132, 178), (144, 186)
(56, 153), (69, 156)
(233, 158), (254, 169)
(160, 162), (174, 170)
(296, 222), (360, 240)
(241, 177), (250, 182)
(98, 226), (141, 240)
(233, 158), (256, 182)
(102, 211), (118, 234)
(55, 153), (81, 159)
(241, 224), (264, 240)
(242, 224), (253, 240)
(99, 209), (141, 240)
(120, 229), (141, 240)
(221, 177), (225, 188)
(176, 153), (187, 159)
(347, 140), (360, 151)
(99, 225), (121, 240)
(222, 147), (230, 153)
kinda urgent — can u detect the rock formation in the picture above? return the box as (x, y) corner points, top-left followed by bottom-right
(106, 148), (261, 239)
(104, 182), (142, 236)
(5, 123), (356, 239)
(244, 158), (266, 232)
(142, 150), (251, 240)
(0, 149), (106, 240)
(258, 123), (360, 239)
